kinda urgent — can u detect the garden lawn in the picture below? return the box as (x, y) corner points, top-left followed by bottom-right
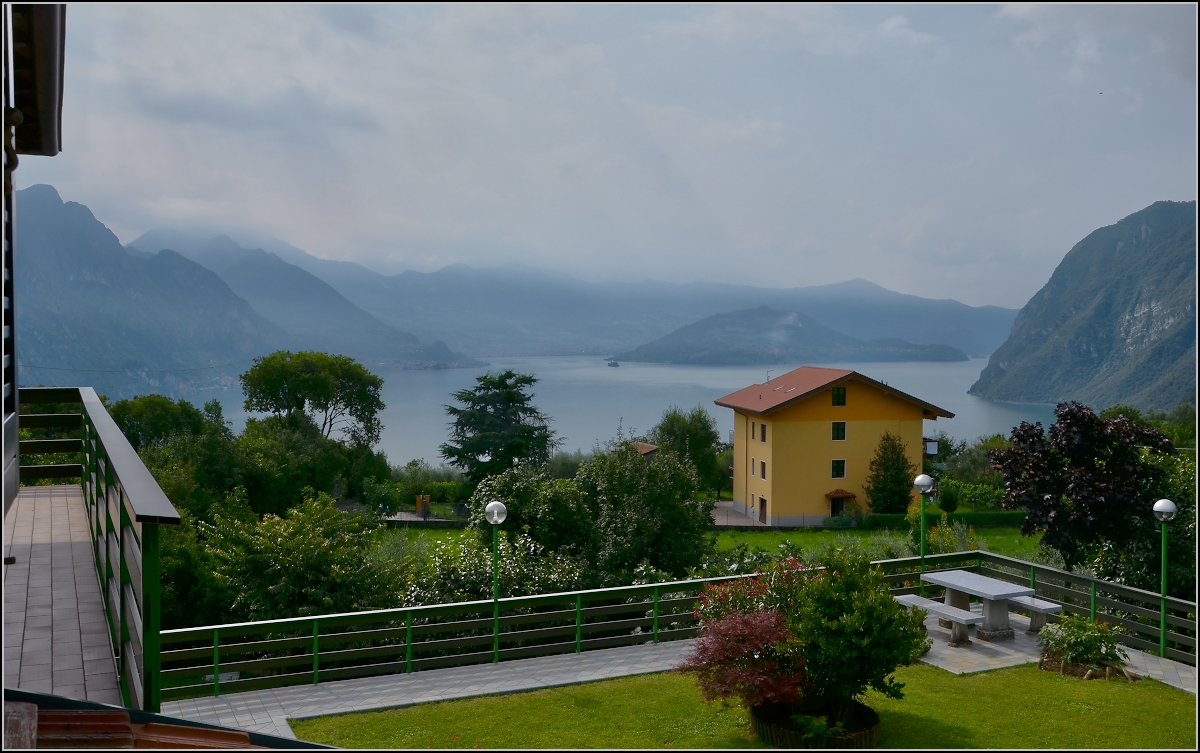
(713, 527), (1043, 559)
(289, 663), (1195, 749)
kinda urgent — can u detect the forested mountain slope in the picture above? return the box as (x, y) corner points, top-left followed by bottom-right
(970, 200), (1196, 411)
(615, 306), (968, 365)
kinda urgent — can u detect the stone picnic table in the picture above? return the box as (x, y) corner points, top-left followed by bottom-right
(920, 570), (1034, 642)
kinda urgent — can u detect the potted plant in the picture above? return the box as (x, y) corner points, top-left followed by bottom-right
(681, 548), (930, 749)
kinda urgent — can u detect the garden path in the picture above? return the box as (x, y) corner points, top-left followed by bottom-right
(160, 639), (695, 740)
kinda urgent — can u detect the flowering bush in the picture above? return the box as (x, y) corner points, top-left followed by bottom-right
(1038, 614), (1127, 668)
(684, 548), (929, 723)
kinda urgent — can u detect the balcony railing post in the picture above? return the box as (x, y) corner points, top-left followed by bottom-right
(212, 629), (220, 697)
(1090, 581), (1096, 623)
(652, 587), (659, 644)
(312, 619), (320, 685)
(142, 522), (162, 712)
(405, 610), (412, 673)
(575, 594), (582, 654)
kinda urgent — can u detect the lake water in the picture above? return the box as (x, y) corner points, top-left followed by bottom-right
(188, 357), (1058, 465)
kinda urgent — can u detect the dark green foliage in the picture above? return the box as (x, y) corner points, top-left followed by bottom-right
(786, 548), (929, 722)
(971, 200), (1196, 410)
(361, 460), (469, 516)
(546, 449), (590, 479)
(470, 466), (595, 557)
(1099, 403), (1197, 450)
(993, 402), (1177, 573)
(470, 439), (715, 585)
(576, 441), (714, 581)
(859, 510), (1026, 530)
(202, 489), (403, 621)
(241, 350), (385, 446)
(406, 531), (586, 605)
(615, 306), (968, 366)
(1089, 451), (1195, 599)
(936, 483), (959, 513)
(108, 395), (205, 450)
(237, 414), (347, 518)
(440, 370), (558, 483)
(862, 432), (917, 514)
(648, 405), (727, 491)
(158, 511), (236, 630)
(941, 435), (1009, 488)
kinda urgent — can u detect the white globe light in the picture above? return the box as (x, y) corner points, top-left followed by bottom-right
(914, 474), (935, 494)
(485, 500), (508, 525)
(1153, 499), (1177, 523)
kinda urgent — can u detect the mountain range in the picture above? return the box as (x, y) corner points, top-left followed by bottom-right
(14, 185), (473, 398)
(614, 306), (969, 365)
(970, 200), (1196, 411)
(131, 229), (1021, 359)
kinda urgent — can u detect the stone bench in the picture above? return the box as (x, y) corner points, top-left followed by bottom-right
(1007, 595), (1063, 633)
(894, 594), (982, 646)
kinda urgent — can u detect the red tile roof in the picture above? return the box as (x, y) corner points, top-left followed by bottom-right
(713, 365), (954, 419)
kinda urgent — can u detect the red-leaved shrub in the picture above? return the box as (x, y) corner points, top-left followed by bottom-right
(678, 609), (806, 708)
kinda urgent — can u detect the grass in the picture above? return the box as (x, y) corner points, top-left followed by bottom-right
(712, 527), (1044, 559)
(290, 664), (1196, 749)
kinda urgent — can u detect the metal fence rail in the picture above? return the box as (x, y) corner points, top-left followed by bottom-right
(158, 575), (746, 702)
(18, 387), (181, 712)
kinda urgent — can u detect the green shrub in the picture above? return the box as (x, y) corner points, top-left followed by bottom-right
(1038, 614), (1127, 668)
(823, 515), (856, 529)
(936, 483), (959, 513)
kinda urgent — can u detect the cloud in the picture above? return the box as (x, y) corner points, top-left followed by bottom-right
(15, 4), (1196, 310)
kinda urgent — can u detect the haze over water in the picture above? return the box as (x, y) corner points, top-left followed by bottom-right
(191, 357), (1057, 465)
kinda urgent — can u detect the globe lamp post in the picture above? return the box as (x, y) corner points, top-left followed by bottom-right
(914, 475), (934, 596)
(1153, 498), (1177, 658)
(485, 500), (507, 663)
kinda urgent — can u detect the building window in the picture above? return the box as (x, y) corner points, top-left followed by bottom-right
(761, 460), (766, 479)
(832, 459), (846, 478)
(761, 424), (767, 442)
(751, 421), (756, 440)
(831, 497), (845, 516)
(832, 387), (846, 406)
(751, 457), (756, 476)
(832, 421), (846, 441)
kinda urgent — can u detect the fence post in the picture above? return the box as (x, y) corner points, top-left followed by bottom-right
(312, 620), (319, 685)
(212, 629), (220, 697)
(405, 611), (412, 674)
(1030, 567), (1035, 590)
(1089, 582), (1096, 623)
(575, 595), (582, 654)
(652, 587), (660, 644)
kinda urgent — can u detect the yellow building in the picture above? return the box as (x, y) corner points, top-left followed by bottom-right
(715, 366), (953, 526)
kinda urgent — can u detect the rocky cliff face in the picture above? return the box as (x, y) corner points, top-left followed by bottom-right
(970, 200), (1196, 411)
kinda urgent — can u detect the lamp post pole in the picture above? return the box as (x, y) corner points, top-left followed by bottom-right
(1152, 499), (1177, 659)
(485, 500), (508, 664)
(914, 475), (934, 597)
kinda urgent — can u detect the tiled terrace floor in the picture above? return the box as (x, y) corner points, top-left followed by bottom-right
(3, 485), (121, 704)
(162, 639), (695, 740)
(919, 602), (1195, 694)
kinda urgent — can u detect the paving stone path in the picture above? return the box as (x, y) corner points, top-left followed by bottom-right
(161, 639), (696, 740)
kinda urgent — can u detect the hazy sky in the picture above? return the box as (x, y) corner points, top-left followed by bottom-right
(18, 3), (1197, 308)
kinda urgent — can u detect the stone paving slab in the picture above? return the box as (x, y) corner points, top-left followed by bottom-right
(161, 639), (696, 740)
(917, 602), (1196, 695)
(3, 486), (122, 705)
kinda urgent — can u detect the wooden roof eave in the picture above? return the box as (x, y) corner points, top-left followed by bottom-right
(714, 372), (955, 419)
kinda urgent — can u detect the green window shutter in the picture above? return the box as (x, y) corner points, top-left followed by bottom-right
(832, 422), (846, 441)
(832, 387), (846, 406)
(832, 459), (846, 478)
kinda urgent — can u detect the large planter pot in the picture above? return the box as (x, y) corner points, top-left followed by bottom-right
(750, 700), (881, 749)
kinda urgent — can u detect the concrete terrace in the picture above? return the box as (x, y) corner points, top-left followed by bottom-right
(3, 485), (122, 705)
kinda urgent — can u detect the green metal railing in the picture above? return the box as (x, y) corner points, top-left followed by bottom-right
(158, 576), (746, 702)
(18, 387), (181, 712)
